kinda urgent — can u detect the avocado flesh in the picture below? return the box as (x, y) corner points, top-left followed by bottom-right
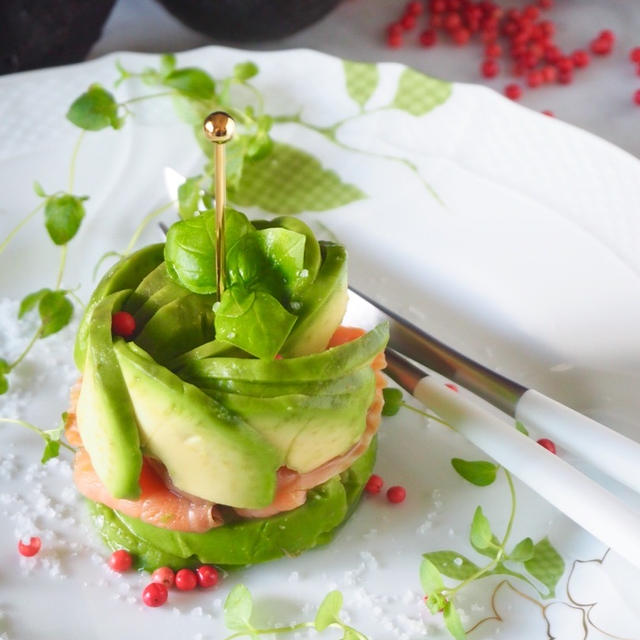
(123, 262), (174, 315)
(207, 369), (375, 472)
(114, 340), (282, 509)
(132, 281), (193, 328)
(89, 437), (377, 570)
(281, 243), (348, 357)
(133, 293), (216, 367)
(75, 290), (142, 499)
(167, 340), (246, 371)
(179, 322), (389, 384)
(74, 244), (164, 369)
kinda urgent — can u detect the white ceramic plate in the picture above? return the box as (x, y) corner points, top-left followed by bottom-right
(1, 46), (640, 640)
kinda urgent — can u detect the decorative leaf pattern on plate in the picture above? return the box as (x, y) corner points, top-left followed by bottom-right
(343, 60), (379, 109)
(392, 68), (452, 116)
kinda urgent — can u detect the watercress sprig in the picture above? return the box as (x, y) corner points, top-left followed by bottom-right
(222, 585), (368, 640)
(0, 414), (74, 463)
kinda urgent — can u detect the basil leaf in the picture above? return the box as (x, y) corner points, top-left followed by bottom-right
(443, 601), (466, 640)
(314, 590), (342, 631)
(215, 287), (297, 360)
(469, 506), (492, 550)
(451, 458), (498, 486)
(66, 84), (122, 131)
(223, 584), (253, 631)
(177, 175), (201, 220)
(19, 288), (50, 318)
(234, 61), (259, 81)
(38, 291), (73, 338)
(163, 68), (215, 99)
(509, 537), (534, 562)
(382, 388), (403, 416)
(524, 538), (565, 598)
(44, 194), (86, 245)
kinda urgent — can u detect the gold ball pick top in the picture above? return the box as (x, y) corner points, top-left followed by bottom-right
(203, 111), (235, 300)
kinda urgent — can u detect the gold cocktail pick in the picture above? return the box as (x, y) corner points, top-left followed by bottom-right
(203, 111), (236, 300)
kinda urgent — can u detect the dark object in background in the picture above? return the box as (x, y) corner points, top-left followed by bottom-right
(0, 0), (116, 75)
(156, 0), (342, 42)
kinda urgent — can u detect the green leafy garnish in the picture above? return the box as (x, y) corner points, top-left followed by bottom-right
(451, 458), (498, 486)
(469, 506), (493, 550)
(381, 387), (403, 416)
(44, 194), (87, 245)
(66, 84), (122, 131)
(0, 415), (74, 464)
(177, 175), (202, 220)
(38, 290), (74, 337)
(314, 590), (343, 631)
(524, 538), (565, 597)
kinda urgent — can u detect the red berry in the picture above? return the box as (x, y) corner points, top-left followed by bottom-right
(387, 22), (403, 37)
(504, 83), (522, 100)
(196, 565), (219, 589)
(443, 12), (462, 31)
(540, 20), (555, 37)
(406, 0), (423, 15)
(452, 27), (471, 45)
(485, 42), (502, 58)
(430, 13), (444, 28)
(401, 13), (417, 30)
(556, 57), (574, 74)
(537, 0), (553, 8)
(541, 65), (557, 83)
(386, 31), (403, 48)
(481, 59), (500, 78)
(175, 568), (197, 591)
(537, 438), (557, 454)
(631, 47), (640, 64)
(111, 311), (136, 339)
(541, 110), (554, 117)
(558, 69), (573, 85)
(523, 6), (539, 21)
(526, 70), (543, 88)
(419, 28), (437, 47)
(387, 486), (407, 504)
(109, 549), (133, 572)
(17, 536), (41, 557)
(365, 474), (384, 494)
(151, 566), (175, 588)
(431, 0), (447, 13)
(572, 50), (590, 68)
(143, 582), (168, 607)
(634, 89), (640, 106)
(590, 37), (613, 56)
(599, 29), (615, 43)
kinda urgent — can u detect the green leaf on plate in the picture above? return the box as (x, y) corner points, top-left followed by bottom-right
(66, 84), (122, 131)
(33, 180), (46, 198)
(232, 142), (365, 214)
(44, 194), (86, 245)
(0, 374), (8, 395)
(419, 556), (445, 595)
(443, 601), (467, 640)
(424, 551), (481, 580)
(38, 291), (73, 338)
(515, 421), (529, 436)
(469, 506), (493, 550)
(509, 537), (534, 562)
(451, 458), (498, 486)
(343, 60), (379, 109)
(224, 584), (253, 631)
(524, 538), (565, 598)
(41, 439), (60, 464)
(234, 61), (259, 82)
(392, 68), (452, 116)
(158, 52), (176, 76)
(472, 534), (501, 560)
(314, 590), (343, 631)
(177, 175), (201, 220)
(381, 387), (403, 416)
(0, 358), (9, 375)
(19, 288), (50, 319)
(163, 68), (215, 99)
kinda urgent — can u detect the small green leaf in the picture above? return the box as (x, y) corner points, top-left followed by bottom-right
(343, 60), (379, 109)
(19, 289), (50, 318)
(38, 291), (73, 338)
(509, 537), (534, 562)
(515, 421), (529, 436)
(159, 53), (176, 76)
(44, 194), (86, 245)
(419, 557), (445, 595)
(0, 358), (9, 375)
(425, 592), (447, 615)
(524, 538), (565, 598)
(141, 67), (161, 85)
(470, 506), (492, 550)
(471, 534), (501, 559)
(246, 130), (273, 162)
(163, 68), (215, 99)
(232, 142), (365, 214)
(424, 551), (481, 580)
(314, 590), (343, 631)
(382, 387), (403, 416)
(234, 61), (259, 81)
(224, 584), (253, 631)
(451, 458), (498, 486)
(443, 601), (466, 640)
(41, 439), (60, 464)
(0, 375), (8, 395)
(392, 68), (452, 116)
(177, 175), (202, 220)
(33, 181), (46, 198)
(66, 84), (121, 131)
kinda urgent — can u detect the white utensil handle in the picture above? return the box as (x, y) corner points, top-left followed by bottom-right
(516, 389), (640, 493)
(414, 376), (640, 569)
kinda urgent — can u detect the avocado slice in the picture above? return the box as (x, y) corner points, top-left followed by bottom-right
(167, 339), (246, 371)
(208, 371), (375, 472)
(75, 290), (142, 499)
(281, 242), (348, 357)
(114, 340), (282, 508)
(180, 322), (388, 384)
(74, 244), (164, 369)
(123, 262), (178, 315)
(133, 292), (216, 366)
(89, 437), (377, 570)
(132, 280), (193, 328)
